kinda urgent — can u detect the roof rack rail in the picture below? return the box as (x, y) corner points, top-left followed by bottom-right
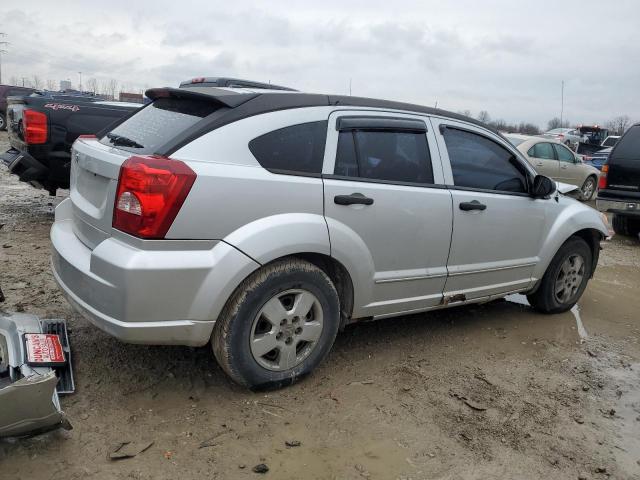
(179, 77), (297, 92)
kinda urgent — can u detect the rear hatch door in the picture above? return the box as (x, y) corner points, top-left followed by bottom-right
(70, 94), (231, 249)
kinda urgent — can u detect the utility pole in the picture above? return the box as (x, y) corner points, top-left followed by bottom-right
(560, 80), (564, 127)
(349, 78), (352, 96)
(0, 33), (8, 85)
(78, 71), (82, 91)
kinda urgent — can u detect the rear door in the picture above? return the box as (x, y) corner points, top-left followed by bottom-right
(322, 110), (452, 318)
(527, 141), (559, 179)
(432, 118), (546, 301)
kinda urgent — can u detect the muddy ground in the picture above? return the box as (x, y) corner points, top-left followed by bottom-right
(0, 130), (639, 480)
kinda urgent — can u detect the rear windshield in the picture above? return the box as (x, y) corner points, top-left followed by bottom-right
(611, 126), (640, 161)
(602, 136), (619, 147)
(100, 97), (218, 154)
(505, 136), (525, 146)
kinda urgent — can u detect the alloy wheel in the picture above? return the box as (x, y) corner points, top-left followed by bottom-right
(554, 254), (585, 304)
(250, 289), (324, 371)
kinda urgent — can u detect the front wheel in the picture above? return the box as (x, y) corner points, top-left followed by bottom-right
(580, 176), (597, 201)
(0, 113), (5, 131)
(612, 215), (640, 237)
(211, 258), (340, 390)
(527, 237), (592, 314)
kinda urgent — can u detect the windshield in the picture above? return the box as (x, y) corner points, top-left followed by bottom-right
(546, 128), (569, 134)
(505, 136), (526, 146)
(602, 136), (619, 147)
(100, 97), (219, 154)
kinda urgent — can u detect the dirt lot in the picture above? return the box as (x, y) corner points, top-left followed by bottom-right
(0, 131), (639, 480)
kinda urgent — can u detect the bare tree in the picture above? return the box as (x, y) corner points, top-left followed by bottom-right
(31, 75), (43, 90)
(605, 115), (631, 136)
(46, 79), (56, 90)
(105, 79), (119, 100)
(477, 110), (490, 123)
(86, 77), (99, 94)
(547, 117), (570, 130)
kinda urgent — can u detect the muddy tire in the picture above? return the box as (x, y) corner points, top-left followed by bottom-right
(211, 258), (340, 390)
(527, 237), (592, 314)
(612, 215), (640, 237)
(580, 176), (597, 201)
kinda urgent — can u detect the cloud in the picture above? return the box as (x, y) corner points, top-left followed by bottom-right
(1, 0), (639, 126)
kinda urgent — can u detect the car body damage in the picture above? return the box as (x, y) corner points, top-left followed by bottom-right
(0, 313), (73, 438)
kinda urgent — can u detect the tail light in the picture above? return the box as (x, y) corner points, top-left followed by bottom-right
(23, 109), (48, 144)
(113, 155), (196, 239)
(599, 164), (608, 189)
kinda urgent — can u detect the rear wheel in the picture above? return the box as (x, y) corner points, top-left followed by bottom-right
(0, 113), (5, 131)
(211, 258), (340, 390)
(580, 176), (597, 201)
(612, 215), (640, 236)
(527, 237), (592, 314)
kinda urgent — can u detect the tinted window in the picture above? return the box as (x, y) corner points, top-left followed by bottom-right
(334, 130), (433, 183)
(528, 142), (555, 160)
(443, 127), (527, 193)
(505, 136), (525, 147)
(249, 121), (328, 174)
(100, 97), (219, 154)
(555, 144), (575, 163)
(611, 126), (640, 160)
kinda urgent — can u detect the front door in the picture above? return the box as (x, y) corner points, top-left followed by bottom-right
(527, 141), (560, 179)
(322, 111), (453, 318)
(554, 143), (582, 186)
(431, 118), (547, 301)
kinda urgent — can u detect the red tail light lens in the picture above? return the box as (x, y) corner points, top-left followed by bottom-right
(23, 109), (48, 144)
(113, 155), (196, 239)
(598, 164), (608, 189)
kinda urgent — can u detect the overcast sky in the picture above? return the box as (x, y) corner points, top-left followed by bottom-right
(2, 0), (639, 127)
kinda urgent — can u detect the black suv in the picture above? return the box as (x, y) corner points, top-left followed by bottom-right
(597, 124), (640, 236)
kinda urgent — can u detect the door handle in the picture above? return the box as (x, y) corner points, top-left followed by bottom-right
(334, 193), (374, 206)
(536, 162), (543, 166)
(459, 200), (487, 211)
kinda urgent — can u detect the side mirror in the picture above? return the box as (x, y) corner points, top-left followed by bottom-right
(531, 175), (556, 198)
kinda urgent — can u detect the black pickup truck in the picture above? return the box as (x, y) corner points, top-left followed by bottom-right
(597, 124), (640, 236)
(1, 92), (140, 194)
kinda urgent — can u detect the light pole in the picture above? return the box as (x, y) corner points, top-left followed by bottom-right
(78, 71), (82, 91)
(560, 80), (564, 127)
(0, 33), (8, 85)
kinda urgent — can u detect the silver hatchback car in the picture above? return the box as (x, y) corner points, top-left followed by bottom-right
(51, 86), (609, 389)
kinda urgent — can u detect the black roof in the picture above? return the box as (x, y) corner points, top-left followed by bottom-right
(145, 86), (498, 155)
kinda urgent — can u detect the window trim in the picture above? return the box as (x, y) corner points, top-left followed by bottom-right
(439, 124), (533, 195)
(323, 173), (447, 189)
(336, 116), (428, 133)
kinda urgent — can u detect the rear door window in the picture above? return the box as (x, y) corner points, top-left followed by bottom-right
(443, 127), (528, 193)
(334, 129), (433, 184)
(528, 142), (556, 160)
(99, 97), (219, 154)
(249, 121), (328, 175)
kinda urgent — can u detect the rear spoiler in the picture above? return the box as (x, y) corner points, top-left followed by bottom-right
(145, 87), (257, 108)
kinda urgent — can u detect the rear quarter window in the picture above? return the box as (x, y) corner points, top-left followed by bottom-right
(100, 97), (219, 154)
(611, 126), (640, 161)
(249, 121), (328, 175)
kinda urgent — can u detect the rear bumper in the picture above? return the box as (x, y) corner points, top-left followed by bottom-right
(596, 197), (640, 217)
(51, 198), (260, 346)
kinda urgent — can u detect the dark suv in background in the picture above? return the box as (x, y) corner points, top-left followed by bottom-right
(0, 84), (36, 130)
(597, 124), (640, 236)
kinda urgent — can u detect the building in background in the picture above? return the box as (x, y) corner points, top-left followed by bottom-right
(59, 80), (72, 90)
(119, 92), (144, 103)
